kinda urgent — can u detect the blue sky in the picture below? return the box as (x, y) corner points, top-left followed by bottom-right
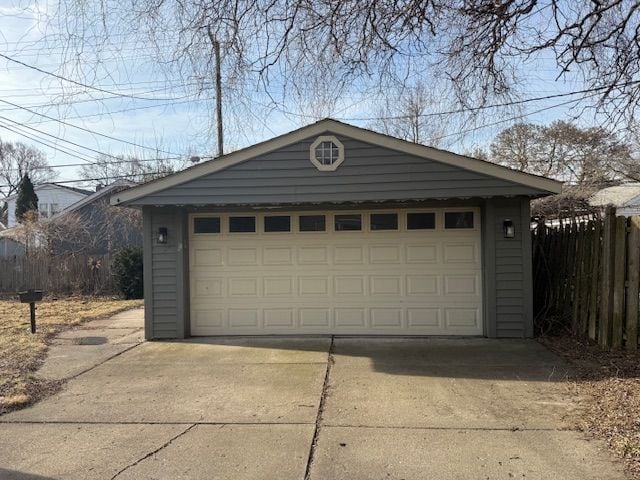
(0, 1), (598, 189)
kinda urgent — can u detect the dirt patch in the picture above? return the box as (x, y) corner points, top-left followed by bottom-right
(541, 336), (640, 478)
(0, 297), (143, 415)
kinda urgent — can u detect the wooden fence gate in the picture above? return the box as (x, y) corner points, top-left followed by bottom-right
(533, 207), (640, 350)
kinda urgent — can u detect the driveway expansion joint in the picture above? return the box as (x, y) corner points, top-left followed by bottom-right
(64, 341), (144, 381)
(304, 335), (335, 480)
(109, 423), (197, 479)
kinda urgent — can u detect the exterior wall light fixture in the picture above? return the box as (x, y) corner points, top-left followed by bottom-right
(503, 219), (515, 239)
(158, 227), (168, 244)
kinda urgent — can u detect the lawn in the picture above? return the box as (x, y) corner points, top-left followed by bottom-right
(0, 297), (143, 414)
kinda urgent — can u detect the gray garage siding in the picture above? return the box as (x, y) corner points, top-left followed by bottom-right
(486, 197), (532, 338)
(133, 136), (544, 206)
(144, 206), (188, 339)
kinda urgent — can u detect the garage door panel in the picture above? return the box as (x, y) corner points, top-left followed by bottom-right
(299, 308), (331, 327)
(228, 277), (259, 297)
(334, 245), (364, 264)
(445, 308), (480, 328)
(335, 308), (366, 328)
(334, 276), (366, 296)
(263, 246), (293, 265)
(190, 208), (482, 336)
(371, 308), (403, 328)
(369, 245), (401, 264)
(406, 275), (440, 295)
(264, 308), (295, 328)
(298, 246), (329, 265)
(228, 309), (260, 328)
(406, 244), (438, 263)
(192, 247), (223, 266)
(228, 247), (258, 265)
(370, 276), (402, 295)
(264, 277), (294, 296)
(407, 308), (441, 327)
(443, 243), (477, 264)
(444, 275), (479, 295)
(193, 277), (225, 298)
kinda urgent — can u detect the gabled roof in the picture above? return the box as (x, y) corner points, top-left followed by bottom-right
(4, 182), (92, 202)
(111, 118), (562, 206)
(590, 183), (640, 208)
(50, 180), (136, 219)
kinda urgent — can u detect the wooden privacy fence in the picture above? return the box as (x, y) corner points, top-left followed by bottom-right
(532, 207), (640, 350)
(0, 254), (115, 296)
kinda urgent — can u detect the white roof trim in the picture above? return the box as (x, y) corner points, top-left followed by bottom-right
(111, 119), (562, 206)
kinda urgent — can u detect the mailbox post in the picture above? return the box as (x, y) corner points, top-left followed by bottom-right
(18, 289), (43, 333)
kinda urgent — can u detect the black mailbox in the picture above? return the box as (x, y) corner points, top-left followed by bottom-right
(17, 289), (44, 333)
(18, 289), (43, 303)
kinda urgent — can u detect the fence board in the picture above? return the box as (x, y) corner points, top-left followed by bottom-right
(612, 216), (628, 350)
(588, 220), (601, 341)
(0, 254), (115, 295)
(627, 217), (640, 350)
(533, 208), (640, 351)
(599, 208), (616, 348)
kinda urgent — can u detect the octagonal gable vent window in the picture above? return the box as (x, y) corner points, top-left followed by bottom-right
(310, 135), (345, 171)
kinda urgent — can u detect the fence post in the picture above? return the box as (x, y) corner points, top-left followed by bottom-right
(600, 206), (616, 349)
(626, 216), (640, 351)
(612, 216), (628, 350)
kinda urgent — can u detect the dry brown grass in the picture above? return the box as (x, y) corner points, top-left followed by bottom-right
(0, 297), (143, 414)
(542, 336), (640, 479)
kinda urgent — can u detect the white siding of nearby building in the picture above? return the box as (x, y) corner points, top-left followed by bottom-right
(5, 185), (89, 227)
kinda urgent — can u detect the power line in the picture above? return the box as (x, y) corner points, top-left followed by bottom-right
(431, 91), (602, 142)
(0, 121), (99, 164)
(0, 52), (184, 101)
(0, 114), (182, 166)
(0, 98), (182, 156)
(337, 80), (640, 122)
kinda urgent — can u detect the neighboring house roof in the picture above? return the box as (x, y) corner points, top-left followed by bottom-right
(3, 182), (93, 202)
(589, 183), (640, 208)
(50, 180), (136, 220)
(111, 118), (563, 206)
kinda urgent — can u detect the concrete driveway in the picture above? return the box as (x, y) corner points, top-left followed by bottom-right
(0, 336), (626, 479)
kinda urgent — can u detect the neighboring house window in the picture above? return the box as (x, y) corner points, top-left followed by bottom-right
(39, 203), (49, 218)
(50, 203), (60, 215)
(310, 136), (345, 171)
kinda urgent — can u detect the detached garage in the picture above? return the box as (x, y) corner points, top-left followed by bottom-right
(111, 119), (561, 339)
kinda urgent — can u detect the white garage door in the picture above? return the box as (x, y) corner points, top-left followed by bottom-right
(189, 208), (483, 335)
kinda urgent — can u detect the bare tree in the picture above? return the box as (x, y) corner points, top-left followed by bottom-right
(43, 201), (142, 255)
(78, 154), (184, 185)
(490, 121), (633, 186)
(0, 139), (56, 197)
(369, 82), (450, 147)
(40, 1), (640, 130)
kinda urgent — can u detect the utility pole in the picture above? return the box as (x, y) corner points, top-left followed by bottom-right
(207, 26), (223, 157)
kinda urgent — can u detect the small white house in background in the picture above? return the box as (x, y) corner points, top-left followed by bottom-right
(590, 183), (640, 216)
(4, 183), (92, 228)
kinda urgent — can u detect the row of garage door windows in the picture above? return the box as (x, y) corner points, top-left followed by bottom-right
(193, 211), (475, 234)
